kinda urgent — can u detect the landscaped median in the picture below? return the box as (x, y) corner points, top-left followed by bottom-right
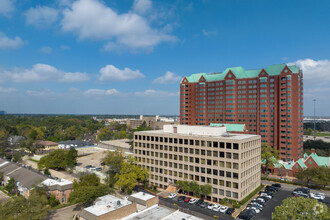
(232, 184), (264, 218)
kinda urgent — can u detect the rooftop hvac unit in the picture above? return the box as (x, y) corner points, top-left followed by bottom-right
(117, 200), (121, 205)
(222, 132), (230, 137)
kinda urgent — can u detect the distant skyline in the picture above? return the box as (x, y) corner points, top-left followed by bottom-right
(0, 0), (330, 116)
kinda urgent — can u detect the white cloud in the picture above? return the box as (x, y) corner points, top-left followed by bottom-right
(288, 58), (330, 85)
(0, 0), (14, 17)
(60, 45), (70, 50)
(98, 65), (145, 82)
(153, 71), (182, 84)
(26, 89), (56, 96)
(40, 46), (52, 54)
(133, 0), (152, 15)
(84, 88), (119, 95)
(25, 6), (59, 28)
(0, 86), (16, 93)
(0, 64), (89, 83)
(61, 0), (176, 52)
(202, 29), (217, 36)
(135, 89), (179, 97)
(0, 32), (24, 49)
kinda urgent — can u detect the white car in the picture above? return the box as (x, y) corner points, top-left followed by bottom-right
(256, 198), (266, 203)
(310, 193), (325, 200)
(247, 206), (260, 214)
(208, 203), (216, 210)
(213, 204), (222, 211)
(168, 193), (177, 199)
(260, 193), (272, 199)
(251, 202), (263, 208)
(219, 206), (228, 213)
(189, 198), (197, 204)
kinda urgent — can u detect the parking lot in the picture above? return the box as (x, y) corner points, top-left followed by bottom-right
(151, 182), (330, 220)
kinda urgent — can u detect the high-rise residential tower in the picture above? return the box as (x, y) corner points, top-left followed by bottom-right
(180, 64), (303, 161)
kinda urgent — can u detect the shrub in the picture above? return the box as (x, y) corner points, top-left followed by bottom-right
(239, 185), (264, 205)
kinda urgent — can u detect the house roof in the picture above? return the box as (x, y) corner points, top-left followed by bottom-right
(36, 140), (58, 146)
(282, 164), (293, 169)
(296, 158), (307, 169)
(0, 159), (46, 189)
(209, 123), (246, 132)
(184, 64), (300, 83)
(310, 153), (330, 167)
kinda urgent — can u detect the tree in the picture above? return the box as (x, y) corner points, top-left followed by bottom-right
(200, 184), (212, 197)
(97, 127), (113, 141)
(12, 152), (22, 162)
(295, 167), (319, 185)
(5, 178), (16, 194)
(69, 173), (110, 204)
(261, 145), (280, 176)
(314, 166), (330, 187)
(38, 149), (77, 170)
(102, 150), (124, 174)
(115, 157), (149, 193)
(0, 186), (49, 220)
(272, 197), (329, 220)
(66, 147), (78, 168)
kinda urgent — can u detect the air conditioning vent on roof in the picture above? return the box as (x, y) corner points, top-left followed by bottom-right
(222, 132), (230, 137)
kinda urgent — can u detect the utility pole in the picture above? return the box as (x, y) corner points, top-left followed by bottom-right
(313, 99), (316, 141)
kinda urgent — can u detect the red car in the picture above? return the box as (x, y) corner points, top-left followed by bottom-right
(184, 197), (191, 203)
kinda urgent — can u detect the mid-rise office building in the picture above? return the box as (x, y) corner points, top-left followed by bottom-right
(180, 64), (303, 161)
(134, 125), (261, 202)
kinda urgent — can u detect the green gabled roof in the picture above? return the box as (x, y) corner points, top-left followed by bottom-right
(184, 63), (299, 83)
(303, 153), (309, 159)
(283, 164), (293, 169)
(209, 123), (245, 132)
(310, 153), (330, 167)
(297, 158), (307, 169)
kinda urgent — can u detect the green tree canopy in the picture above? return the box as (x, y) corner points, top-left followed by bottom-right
(69, 173), (110, 204)
(261, 145), (280, 175)
(38, 148), (78, 170)
(272, 197), (330, 220)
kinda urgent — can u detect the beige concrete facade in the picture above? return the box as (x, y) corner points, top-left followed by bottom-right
(134, 125), (261, 202)
(127, 115), (178, 130)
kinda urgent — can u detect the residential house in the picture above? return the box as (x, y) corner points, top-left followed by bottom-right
(41, 178), (73, 204)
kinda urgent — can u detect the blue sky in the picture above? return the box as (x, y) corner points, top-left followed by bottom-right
(0, 0), (330, 115)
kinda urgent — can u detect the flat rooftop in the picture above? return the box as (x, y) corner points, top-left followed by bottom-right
(42, 178), (72, 187)
(162, 210), (204, 220)
(121, 205), (173, 220)
(130, 192), (155, 201)
(136, 125), (259, 140)
(84, 194), (131, 217)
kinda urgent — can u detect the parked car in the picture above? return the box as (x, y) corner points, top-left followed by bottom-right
(279, 177), (288, 181)
(226, 207), (235, 215)
(292, 191), (309, 198)
(272, 183), (281, 188)
(248, 203), (262, 211)
(184, 197), (191, 203)
(247, 206), (260, 214)
(251, 200), (264, 206)
(195, 199), (204, 206)
(200, 201), (209, 208)
(189, 198), (197, 205)
(258, 196), (269, 201)
(260, 193), (272, 199)
(172, 196), (178, 201)
(237, 213), (253, 220)
(256, 197), (266, 203)
(95, 167), (102, 171)
(208, 203), (216, 210)
(294, 187), (310, 194)
(219, 206), (228, 213)
(178, 196), (186, 202)
(169, 193), (177, 199)
(310, 193), (325, 200)
(249, 202), (263, 209)
(213, 204), (222, 212)
(242, 209), (256, 216)
(84, 165), (92, 169)
(90, 166), (96, 171)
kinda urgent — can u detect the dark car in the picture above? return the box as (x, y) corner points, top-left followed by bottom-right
(242, 209), (256, 215)
(294, 187), (310, 194)
(184, 197), (191, 203)
(84, 165), (92, 169)
(263, 190), (273, 196)
(272, 183), (281, 188)
(226, 207), (235, 215)
(200, 201), (209, 208)
(252, 199), (264, 205)
(178, 196), (186, 202)
(266, 186), (278, 191)
(196, 199), (204, 206)
(237, 213), (253, 220)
